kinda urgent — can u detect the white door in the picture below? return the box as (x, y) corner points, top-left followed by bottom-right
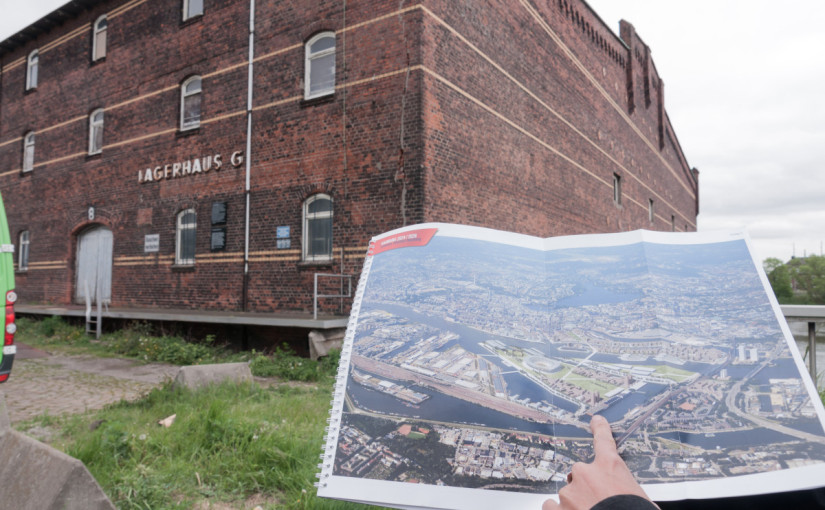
(75, 227), (113, 304)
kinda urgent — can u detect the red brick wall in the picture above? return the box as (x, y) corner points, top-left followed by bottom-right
(0, 0), (696, 316)
(419, 0), (697, 236)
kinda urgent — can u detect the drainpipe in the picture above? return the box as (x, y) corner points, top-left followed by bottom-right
(242, 0), (256, 313)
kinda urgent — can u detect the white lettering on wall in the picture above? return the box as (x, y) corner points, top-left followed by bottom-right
(138, 150), (241, 184)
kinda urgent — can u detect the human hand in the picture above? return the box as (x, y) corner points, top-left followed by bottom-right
(542, 415), (652, 510)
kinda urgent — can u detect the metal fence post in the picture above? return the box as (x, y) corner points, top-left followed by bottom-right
(809, 321), (818, 383)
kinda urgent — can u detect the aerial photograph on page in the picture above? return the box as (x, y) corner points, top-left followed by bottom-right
(333, 230), (825, 494)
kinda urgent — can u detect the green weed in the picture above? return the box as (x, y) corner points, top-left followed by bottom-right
(249, 345), (337, 382)
(15, 318), (339, 381)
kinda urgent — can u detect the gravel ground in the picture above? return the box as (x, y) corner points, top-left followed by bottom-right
(0, 343), (180, 425)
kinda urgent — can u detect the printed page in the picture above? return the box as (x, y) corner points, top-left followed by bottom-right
(318, 224), (825, 510)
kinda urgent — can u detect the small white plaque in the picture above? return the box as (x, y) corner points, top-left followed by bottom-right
(144, 234), (160, 253)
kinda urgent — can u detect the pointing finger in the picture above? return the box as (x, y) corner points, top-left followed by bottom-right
(590, 415), (618, 461)
(542, 497), (561, 510)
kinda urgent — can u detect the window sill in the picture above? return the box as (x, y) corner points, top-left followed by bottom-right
(300, 93), (335, 107)
(171, 264), (196, 272)
(90, 57), (106, 67)
(24, 87), (37, 95)
(86, 152), (103, 161)
(298, 259), (334, 268)
(180, 14), (203, 28)
(14, 270), (28, 275)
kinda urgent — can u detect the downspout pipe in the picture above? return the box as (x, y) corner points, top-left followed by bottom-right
(242, 0), (256, 312)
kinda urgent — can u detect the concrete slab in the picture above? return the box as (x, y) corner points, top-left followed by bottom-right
(308, 328), (345, 360)
(172, 362), (253, 390)
(0, 394), (115, 510)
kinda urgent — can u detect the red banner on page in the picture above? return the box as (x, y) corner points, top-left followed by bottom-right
(369, 228), (438, 256)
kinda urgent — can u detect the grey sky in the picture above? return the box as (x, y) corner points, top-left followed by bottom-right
(587, 0), (825, 262)
(2, 1), (824, 262)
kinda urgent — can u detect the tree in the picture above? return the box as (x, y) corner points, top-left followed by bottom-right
(763, 257), (793, 301)
(794, 255), (825, 304)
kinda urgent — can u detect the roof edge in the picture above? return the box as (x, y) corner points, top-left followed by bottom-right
(0, 0), (105, 59)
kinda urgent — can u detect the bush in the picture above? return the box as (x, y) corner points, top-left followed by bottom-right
(108, 332), (220, 365)
(37, 315), (63, 337)
(18, 316), (89, 346)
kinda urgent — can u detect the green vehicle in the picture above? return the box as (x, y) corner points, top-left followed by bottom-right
(0, 192), (16, 383)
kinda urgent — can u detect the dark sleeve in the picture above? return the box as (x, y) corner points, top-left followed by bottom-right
(591, 494), (659, 510)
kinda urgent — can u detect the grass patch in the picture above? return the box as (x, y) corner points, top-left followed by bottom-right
(13, 316), (382, 509)
(563, 375), (617, 397)
(37, 381), (377, 509)
(648, 364), (697, 383)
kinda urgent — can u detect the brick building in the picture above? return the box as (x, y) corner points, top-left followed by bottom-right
(0, 0), (698, 346)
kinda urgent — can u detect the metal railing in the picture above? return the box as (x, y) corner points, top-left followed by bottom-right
(313, 273), (353, 320)
(781, 305), (824, 384)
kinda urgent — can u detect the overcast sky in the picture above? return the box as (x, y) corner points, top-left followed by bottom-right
(2, 1), (824, 263)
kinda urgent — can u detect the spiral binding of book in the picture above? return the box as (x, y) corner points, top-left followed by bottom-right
(314, 241), (376, 491)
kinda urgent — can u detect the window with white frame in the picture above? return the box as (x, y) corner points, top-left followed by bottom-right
(92, 15), (107, 61)
(22, 132), (35, 173)
(613, 173), (622, 206)
(17, 231), (29, 271)
(176, 209), (196, 265)
(304, 32), (335, 99)
(648, 199), (655, 223)
(183, 0), (203, 21)
(303, 194), (333, 261)
(26, 50), (39, 90)
(89, 109), (104, 154)
(180, 76), (202, 130)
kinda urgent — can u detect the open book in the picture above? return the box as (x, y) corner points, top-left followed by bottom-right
(316, 224), (825, 510)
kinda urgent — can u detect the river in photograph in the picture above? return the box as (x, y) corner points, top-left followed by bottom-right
(552, 282), (643, 309)
(751, 357), (805, 383)
(597, 383), (669, 423)
(501, 372), (579, 413)
(346, 374), (589, 438)
(655, 428), (798, 450)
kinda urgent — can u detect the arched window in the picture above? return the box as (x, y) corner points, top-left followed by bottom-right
(176, 209), (197, 265)
(26, 50), (39, 90)
(304, 32), (335, 99)
(303, 194), (333, 261)
(183, 0), (204, 21)
(17, 231), (29, 271)
(92, 15), (107, 61)
(22, 132), (35, 173)
(89, 109), (104, 154)
(180, 76), (202, 130)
